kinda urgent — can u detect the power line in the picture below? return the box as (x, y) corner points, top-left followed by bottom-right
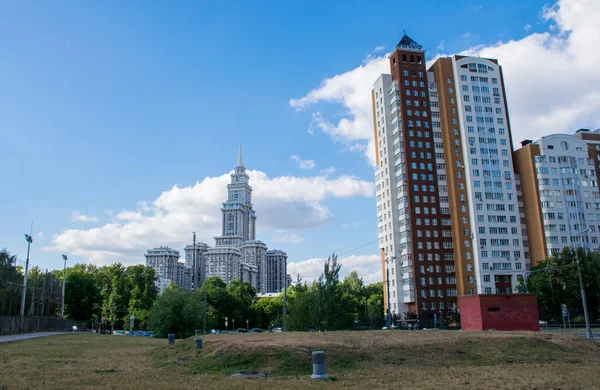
(338, 239), (379, 257)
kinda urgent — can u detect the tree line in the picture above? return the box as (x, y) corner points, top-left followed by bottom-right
(149, 254), (385, 337)
(1, 248), (385, 336)
(1, 249), (65, 317)
(520, 247), (600, 324)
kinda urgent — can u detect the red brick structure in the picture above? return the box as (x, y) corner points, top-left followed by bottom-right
(458, 294), (540, 331)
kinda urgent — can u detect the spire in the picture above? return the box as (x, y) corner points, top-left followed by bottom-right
(396, 33), (423, 50)
(237, 144), (243, 168)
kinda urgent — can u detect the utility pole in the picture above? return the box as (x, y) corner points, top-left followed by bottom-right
(386, 265), (391, 329)
(192, 232), (196, 291)
(203, 286), (207, 334)
(61, 255), (68, 318)
(282, 275), (287, 332)
(20, 233), (33, 323)
(574, 246), (593, 339)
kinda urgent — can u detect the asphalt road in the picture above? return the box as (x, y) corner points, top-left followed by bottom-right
(0, 332), (70, 344)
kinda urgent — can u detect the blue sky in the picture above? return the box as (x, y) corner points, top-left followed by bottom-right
(2, 0), (599, 282)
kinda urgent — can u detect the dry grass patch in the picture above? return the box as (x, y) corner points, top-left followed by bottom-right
(0, 331), (599, 389)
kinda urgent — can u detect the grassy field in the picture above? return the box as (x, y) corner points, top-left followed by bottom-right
(1, 331), (599, 389)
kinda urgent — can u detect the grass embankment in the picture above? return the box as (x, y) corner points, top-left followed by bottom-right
(1, 331), (599, 389)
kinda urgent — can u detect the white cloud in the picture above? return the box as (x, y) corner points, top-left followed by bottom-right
(373, 45), (385, 53)
(289, 50), (390, 165)
(292, 0), (600, 161)
(437, 40), (445, 50)
(44, 170), (373, 265)
(272, 233), (304, 244)
(290, 155), (316, 169)
(524, 23), (532, 31)
(340, 222), (359, 229)
(320, 166), (335, 175)
(288, 254), (381, 285)
(462, 32), (471, 38)
(37, 232), (45, 239)
(72, 211), (99, 223)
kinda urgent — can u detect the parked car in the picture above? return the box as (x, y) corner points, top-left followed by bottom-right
(142, 331), (153, 337)
(114, 330), (125, 336)
(211, 329), (222, 334)
(249, 328), (263, 333)
(126, 331), (135, 336)
(134, 331), (145, 336)
(234, 328), (248, 333)
(269, 327), (282, 333)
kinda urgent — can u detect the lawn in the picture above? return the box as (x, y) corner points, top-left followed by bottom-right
(1, 331), (599, 389)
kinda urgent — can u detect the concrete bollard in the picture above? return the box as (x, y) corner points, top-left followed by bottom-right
(311, 350), (328, 379)
(195, 329), (202, 337)
(168, 334), (175, 345)
(194, 337), (203, 350)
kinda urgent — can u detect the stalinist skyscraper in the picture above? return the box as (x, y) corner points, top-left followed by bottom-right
(214, 145), (256, 247)
(203, 146), (287, 293)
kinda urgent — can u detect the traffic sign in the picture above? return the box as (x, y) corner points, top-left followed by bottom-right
(562, 304), (568, 317)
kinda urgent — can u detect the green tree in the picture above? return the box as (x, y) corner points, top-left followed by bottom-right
(125, 265), (158, 329)
(341, 271), (366, 324)
(98, 263), (130, 328)
(0, 249), (22, 316)
(523, 247), (600, 323)
(198, 277), (235, 330)
(64, 264), (101, 321)
(147, 285), (204, 338)
(252, 295), (283, 329)
(365, 282), (385, 328)
(227, 279), (257, 328)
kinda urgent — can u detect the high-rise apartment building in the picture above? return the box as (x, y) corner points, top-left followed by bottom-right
(428, 55), (525, 295)
(373, 35), (456, 316)
(373, 34), (526, 316)
(265, 250), (287, 293)
(144, 246), (180, 281)
(241, 240), (268, 291)
(176, 262), (192, 290)
(514, 132), (600, 265)
(184, 242), (209, 288)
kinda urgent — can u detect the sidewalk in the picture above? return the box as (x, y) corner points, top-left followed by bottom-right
(0, 332), (70, 344)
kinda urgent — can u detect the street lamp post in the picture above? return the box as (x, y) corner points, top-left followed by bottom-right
(384, 256), (395, 329)
(563, 150), (593, 339)
(61, 254), (68, 318)
(574, 229), (593, 339)
(282, 275), (287, 332)
(20, 234), (33, 323)
(192, 232), (196, 291)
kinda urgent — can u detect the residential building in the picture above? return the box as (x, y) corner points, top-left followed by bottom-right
(372, 34), (455, 316)
(206, 246), (244, 284)
(241, 240), (268, 291)
(428, 55), (525, 295)
(372, 34), (528, 315)
(265, 250), (287, 293)
(176, 262), (192, 290)
(514, 132), (600, 266)
(184, 242), (209, 288)
(144, 246), (180, 281)
(204, 146), (286, 292)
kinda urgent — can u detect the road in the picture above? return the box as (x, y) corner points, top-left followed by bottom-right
(540, 328), (600, 340)
(0, 332), (70, 344)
